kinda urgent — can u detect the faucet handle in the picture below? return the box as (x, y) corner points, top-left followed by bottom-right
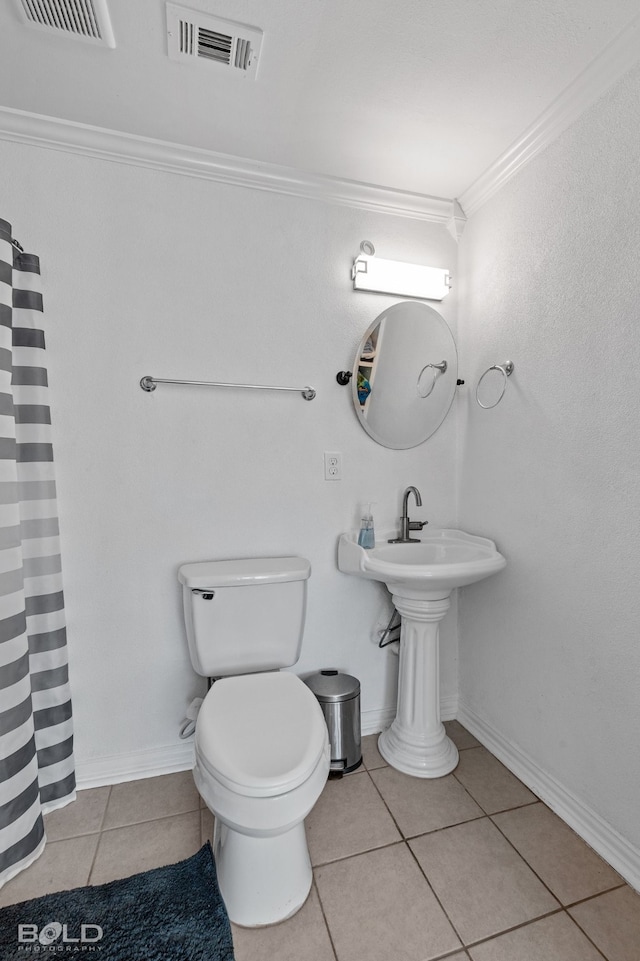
(408, 520), (428, 531)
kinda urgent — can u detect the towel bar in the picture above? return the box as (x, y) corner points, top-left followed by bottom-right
(140, 376), (316, 401)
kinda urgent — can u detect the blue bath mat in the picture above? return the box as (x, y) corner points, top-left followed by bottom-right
(0, 843), (234, 960)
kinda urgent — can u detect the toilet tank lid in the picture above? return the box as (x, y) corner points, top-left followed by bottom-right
(178, 556), (311, 588)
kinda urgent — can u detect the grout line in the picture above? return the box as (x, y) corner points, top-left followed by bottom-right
(404, 838), (466, 949)
(451, 742), (482, 753)
(445, 768), (493, 816)
(450, 772), (540, 819)
(463, 907), (610, 961)
(86, 833), (102, 886)
(371, 734), (613, 956)
(360, 739), (567, 951)
(97, 784), (113, 832)
(487, 804), (626, 918)
(412, 817), (487, 845)
(563, 906), (612, 961)
(312, 837), (406, 870)
(290, 739), (617, 961)
(484, 798), (540, 815)
(403, 812), (487, 842)
(363, 766), (405, 838)
(462, 907), (566, 950)
(449, 737), (542, 814)
(362, 741), (483, 952)
(321, 732), (618, 959)
(310, 875), (339, 961)
(86, 785), (113, 884)
(430, 946), (472, 960)
(357, 766), (488, 863)
(368, 746), (538, 843)
(485, 805), (564, 905)
(563, 881), (627, 910)
(99, 809), (200, 833)
(434, 763), (540, 820)
(319, 765), (470, 960)
(479, 799), (615, 958)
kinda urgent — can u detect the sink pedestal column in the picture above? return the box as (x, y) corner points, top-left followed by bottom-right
(378, 594), (458, 778)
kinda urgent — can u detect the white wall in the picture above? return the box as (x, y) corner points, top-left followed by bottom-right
(0, 138), (460, 782)
(457, 63), (640, 870)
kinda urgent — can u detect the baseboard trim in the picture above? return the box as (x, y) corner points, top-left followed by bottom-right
(75, 741), (194, 789)
(361, 694), (458, 738)
(457, 701), (640, 892)
(440, 693), (458, 722)
(76, 697), (459, 787)
(361, 707), (395, 737)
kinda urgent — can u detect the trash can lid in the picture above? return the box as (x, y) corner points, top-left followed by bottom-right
(305, 670), (360, 703)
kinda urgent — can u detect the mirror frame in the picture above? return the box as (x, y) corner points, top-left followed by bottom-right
(351, 301), (458, 449)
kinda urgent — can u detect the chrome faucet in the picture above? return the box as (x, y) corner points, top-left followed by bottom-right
(388, 486), (428, 543)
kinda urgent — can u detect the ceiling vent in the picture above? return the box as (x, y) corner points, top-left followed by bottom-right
(16, 0), (116, 47)
(166, 4), (262, 79)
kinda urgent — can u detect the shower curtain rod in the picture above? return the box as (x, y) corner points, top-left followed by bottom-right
(140, 375), (316, 401)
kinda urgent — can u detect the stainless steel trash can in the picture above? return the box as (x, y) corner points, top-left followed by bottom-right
(305, 670), (361, 774)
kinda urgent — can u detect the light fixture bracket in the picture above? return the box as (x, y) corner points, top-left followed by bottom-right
(351, 258), (370, 281)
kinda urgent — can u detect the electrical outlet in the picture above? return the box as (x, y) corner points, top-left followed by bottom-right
(324, 451), (342, 480)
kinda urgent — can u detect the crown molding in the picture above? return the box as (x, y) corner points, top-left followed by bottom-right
(6, 10), (636, 229)
(0, 105), (453, 224)
(459, 14), (640, 217)
(446, 199), (467, 243)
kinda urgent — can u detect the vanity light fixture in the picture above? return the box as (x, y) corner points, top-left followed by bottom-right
(352, 241), (451, 301)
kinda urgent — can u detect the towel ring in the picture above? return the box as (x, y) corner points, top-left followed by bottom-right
(476, 361), (514, 409)
(417, 360), (447, 399)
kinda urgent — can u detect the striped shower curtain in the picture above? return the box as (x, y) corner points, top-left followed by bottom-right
(0, 218), (75, 886)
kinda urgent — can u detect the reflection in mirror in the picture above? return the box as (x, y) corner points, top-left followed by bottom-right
(352, 301), (457, 449)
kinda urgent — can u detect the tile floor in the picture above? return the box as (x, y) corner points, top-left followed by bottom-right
(1, 722), (639, 961)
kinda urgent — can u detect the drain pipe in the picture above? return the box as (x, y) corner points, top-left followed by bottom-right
(379, 608), (401, 651)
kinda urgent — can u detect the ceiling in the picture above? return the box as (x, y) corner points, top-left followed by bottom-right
(0, 0), (638, 202)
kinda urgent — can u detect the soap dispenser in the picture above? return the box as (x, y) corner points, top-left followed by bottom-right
(358, 503), (375, 549)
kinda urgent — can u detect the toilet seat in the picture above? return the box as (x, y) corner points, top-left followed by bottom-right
(196, 672), (328, 798)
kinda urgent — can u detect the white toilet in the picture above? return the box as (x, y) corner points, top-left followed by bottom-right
(178, 556), (330, 927)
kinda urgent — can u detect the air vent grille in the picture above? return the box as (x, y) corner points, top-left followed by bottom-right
(17, 0), (115, 47)
(235, 38), (251, 70)
(167, 4), (262, 79)
(197, 28), (232, 64)
(179, 18), (194, 55)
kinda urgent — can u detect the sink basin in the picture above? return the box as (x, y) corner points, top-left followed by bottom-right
(338, 528), (506, 598)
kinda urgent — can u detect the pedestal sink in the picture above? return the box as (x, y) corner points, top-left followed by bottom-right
(338, 529), (506, 778)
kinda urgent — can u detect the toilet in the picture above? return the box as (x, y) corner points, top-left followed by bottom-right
(178, 556), (330, 927)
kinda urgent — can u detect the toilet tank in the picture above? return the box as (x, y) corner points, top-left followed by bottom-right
(178, 556), (311, 677)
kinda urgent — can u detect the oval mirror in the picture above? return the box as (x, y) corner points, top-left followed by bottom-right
(351, 301), (457, 449)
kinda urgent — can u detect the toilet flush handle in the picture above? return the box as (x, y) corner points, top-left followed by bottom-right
(192, 588), (215, 600)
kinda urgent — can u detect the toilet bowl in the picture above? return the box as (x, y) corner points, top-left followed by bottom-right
(178, 555), (330, 926)
(194, 672), (330, 926)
